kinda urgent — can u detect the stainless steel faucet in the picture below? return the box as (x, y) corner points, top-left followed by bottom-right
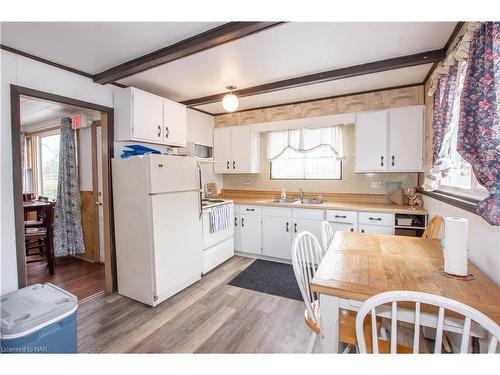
(299, 187), (304, 202)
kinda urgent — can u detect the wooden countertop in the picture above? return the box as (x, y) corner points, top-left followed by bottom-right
(311, 232), (500, 324)
(220, 196), (426, 215)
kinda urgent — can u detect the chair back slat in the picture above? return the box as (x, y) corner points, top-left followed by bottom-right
(391, 302), (398, 353)
(413, 302), (421, 353)
(292, 231), (324, 323)
(371, 308), (379, 353)
(460, 317), (472, 353)
(320, 221), (334, 255)
(488, 337), (498, 353)
(422, 215), (444, 239)
(434, 307), (445, 353)
(356, 291), (500, 354)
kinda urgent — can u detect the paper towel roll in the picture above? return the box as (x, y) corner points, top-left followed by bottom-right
(444, 217), (469, 276)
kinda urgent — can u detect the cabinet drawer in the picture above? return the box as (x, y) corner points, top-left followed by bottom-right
(262, 206), (292, 218)
(240, 205), (262, 215)
(326, 210), (357, 224)
(358, 212), (394, 227)
(292, 208), (325, 220)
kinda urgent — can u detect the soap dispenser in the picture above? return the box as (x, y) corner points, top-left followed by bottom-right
(280, 188), (287, 201)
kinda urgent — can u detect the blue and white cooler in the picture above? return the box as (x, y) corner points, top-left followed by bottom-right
(1, 283), (78, 353)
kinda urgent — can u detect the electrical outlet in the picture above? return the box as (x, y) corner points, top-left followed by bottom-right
(370, 181), (384, 189)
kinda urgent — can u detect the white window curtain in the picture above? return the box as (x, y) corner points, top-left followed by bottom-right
(267, 126), (344, 160)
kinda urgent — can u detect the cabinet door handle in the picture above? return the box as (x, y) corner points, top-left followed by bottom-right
(391, 155), (395, 166)
(361, 229), (365, 233)
(235, 217), (238, 226)
(157, 125), (162, 138)
(241, 217), (244, 227)
(165, 126), (169, 138)
(233, 161), (236, 170)
(380, 156), (384, 167)
(335, 215), (347, 219)
(245, 208), (255, 212)
(368, 217), (382, 221)
(294, 223), (297, 233)
(286, 222), (289, 232)
(227, 161), (230, 170)
(350, 228), (354, 232)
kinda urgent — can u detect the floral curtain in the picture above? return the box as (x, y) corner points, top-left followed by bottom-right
(53, 117), (86, 256)
(457, 22), (500, 226)
(267, 126), (344, 160)
(422, 62), (460, 191)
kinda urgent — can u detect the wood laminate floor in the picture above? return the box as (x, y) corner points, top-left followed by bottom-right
(27, 256), (105, 301)
(77, 256), (312, 353)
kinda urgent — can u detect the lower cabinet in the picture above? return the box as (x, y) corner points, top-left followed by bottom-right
(292, 218), (323, 244)
(262, 216), (292, 259)
(359, 224), (394, 235)
(234, 212), (240, 252)
(330, 222), (357, 233)
(239, 214), (262, 254)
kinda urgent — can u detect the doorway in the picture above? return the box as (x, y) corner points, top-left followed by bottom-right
(10, 85), (116, 299)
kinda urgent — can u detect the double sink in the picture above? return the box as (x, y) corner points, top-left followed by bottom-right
(271, 198), (326, 205)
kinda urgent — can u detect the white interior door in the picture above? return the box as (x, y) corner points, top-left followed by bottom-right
(262, 216), (292, 259)
(213, 127), (232, 173)
(355, 110), (388, 171)
(132, 89), (164, 143)
(96, 126), (105, 262)
(388, 107), (424, 171)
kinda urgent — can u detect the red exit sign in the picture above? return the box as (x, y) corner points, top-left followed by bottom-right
(72, 114), (82, 129)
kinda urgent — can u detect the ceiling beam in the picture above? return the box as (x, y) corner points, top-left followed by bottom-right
(181, 49), (446, 107)
(93, 22), (285, 85)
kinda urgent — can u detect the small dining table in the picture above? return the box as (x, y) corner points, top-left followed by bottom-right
(310, 231), (500, 353)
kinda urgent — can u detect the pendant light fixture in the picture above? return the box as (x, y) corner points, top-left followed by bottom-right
(222, 85), (239, 112)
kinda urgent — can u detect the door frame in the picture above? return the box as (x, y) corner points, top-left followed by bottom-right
(10, 84), (117, 293)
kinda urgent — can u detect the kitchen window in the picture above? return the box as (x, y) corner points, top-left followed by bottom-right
(268, 126), (343, 180)
(271, 146), (342, 180)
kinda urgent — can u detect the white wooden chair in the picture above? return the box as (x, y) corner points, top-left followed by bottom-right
(292, 231), (393, 353)
(355, 290), (500, 354)
(320, 220), (334, 255)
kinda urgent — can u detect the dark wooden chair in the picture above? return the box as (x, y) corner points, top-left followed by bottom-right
(25, 202), (55, 275)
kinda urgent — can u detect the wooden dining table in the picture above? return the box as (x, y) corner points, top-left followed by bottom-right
(311, 231), (500, 353)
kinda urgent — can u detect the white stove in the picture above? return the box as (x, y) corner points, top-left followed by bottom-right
(201, 199), (234, 274)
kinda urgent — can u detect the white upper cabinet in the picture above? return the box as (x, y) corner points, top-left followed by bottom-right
(355, 110), (388, 172)
(388, 107), (424, 172)
(213, 125), (260, 174)
(114, 87), (187, 147)
(213, 127), (232, 173)
(355, 106), (424, 172)
(163, 98), (187, 147)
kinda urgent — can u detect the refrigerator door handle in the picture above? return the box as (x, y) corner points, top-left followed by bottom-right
(197, 161), (203, 219)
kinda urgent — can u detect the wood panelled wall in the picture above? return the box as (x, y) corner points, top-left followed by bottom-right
(214, 85), (424, 127)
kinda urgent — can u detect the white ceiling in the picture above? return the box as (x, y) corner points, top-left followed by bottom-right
(117, 22), (455, 106)
(3, 22), (457, 115)
(1, 22), (223, 73)
(21, 96), (101, 128)
(196, 64), (433, 114)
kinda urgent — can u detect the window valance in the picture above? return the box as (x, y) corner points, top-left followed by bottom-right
(267, 126), (344, 160)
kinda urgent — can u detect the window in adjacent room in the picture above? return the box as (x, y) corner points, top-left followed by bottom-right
(37, 132), (60, 200)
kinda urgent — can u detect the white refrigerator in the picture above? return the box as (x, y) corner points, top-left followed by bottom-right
(112, 154), (203, 306)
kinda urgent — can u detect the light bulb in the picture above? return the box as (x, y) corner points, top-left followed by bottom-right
(222, 93), (239, 112)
